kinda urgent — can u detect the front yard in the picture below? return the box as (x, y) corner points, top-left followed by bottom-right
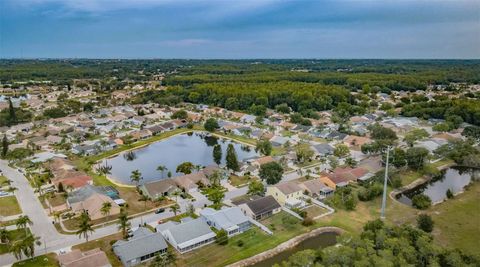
(72, 232), (124, 267)
(0, 229), (31, 255)
(0, 195), (22, 216)
(229, 175), (257, 187)
(12, 253), (59, 267)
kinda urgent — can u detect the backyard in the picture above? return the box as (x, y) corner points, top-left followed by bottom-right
(12, 253), (58, 267)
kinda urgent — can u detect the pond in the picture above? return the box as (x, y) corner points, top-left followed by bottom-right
(396, 167), (480, 205)
(250, 232), (338, 267)
(102, 132), (259, 185)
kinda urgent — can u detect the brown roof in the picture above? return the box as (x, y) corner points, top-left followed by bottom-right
(256, 156), (274, 165)
(70, 193), (120, 220)
(299, 179), (328, 194)
(57, 248), (111, 267)
(275, 181), (302, 195)
(343, 135), (372, 147)
(173, 172), (209, 190)
(143, 179), (178, 198)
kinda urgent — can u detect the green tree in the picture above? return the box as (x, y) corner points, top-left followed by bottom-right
(76, 212), (94, 242)
(8, 98), (16, 125)
(247, 180), (265, 195)
(15, 215), (33, 235)
(259, 162), (284, 185)
(118, 208), (131, 239)
(412, 194), (432, 210)
(130, 169), (143, 187)
(275, 103), (291, 114)
(156, 165), (167, 179)
(255, 140), (272, 156)
(207, 187), (225, 210)
(171, 110), (188, 120)
(215, 229), (228, 245)
(169, 203), (180, 216)
(204, 118), (219, 132)
(226, 144), (239, 172)
(2, 135), (8, 157)
(295, 144), (314, 163)
(417, 214), (434, 233)
(100, 202), (112, 222)
(21, 233), (41, 259)
(333, 144), (349, 158)
(176, 162), (194, 174)
(404, 128), (429, 146)
(213, 144), (222, 165)
(406, 147), (429, 170)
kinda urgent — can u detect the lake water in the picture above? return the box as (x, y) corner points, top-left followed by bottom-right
(102, 132), (258, 184)
(396, 167), (480, 205)
(250, 232), (338, 267)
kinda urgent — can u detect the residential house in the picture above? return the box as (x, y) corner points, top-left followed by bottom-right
(311, 143), (334, 157)
(146, 124), (165, 136)
(140, 179), (178, 199)
(113, 227), (168, 267)
(238, 195), (281, 220)
(200, 207), (251, 236)
(57, 248), (111, 267)
(266, 181), (303, 208)
(130, 129), (152, 141)
(159, 218), (216, 253)
(319, 173), (349, 189)
(67, 185), (121, 220)
(269, 135), (289, 147)
(299, 179), (333, 198)
(173, 171), (210, 193)
(343, 135), (372, 151)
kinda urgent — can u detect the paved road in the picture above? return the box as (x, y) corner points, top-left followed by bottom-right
(0, 160), (249, 266)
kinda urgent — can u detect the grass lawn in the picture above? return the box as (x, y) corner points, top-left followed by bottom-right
(177, 211), (307, 267)
(0, 229), (31, 255)
(0, 196), (22, 216)
(303, 205), (329, 218)
(72, 232), (123, 267)
(12, 253), (59, 267)
(46, 194), (67, 207)
(229, 175), (257, 187)
(429, 182), (480, 256)
(394, 170), (423, 186)
(0, 175), (9, 185)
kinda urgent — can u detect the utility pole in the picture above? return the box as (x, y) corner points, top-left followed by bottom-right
(380, 146), (391, 220)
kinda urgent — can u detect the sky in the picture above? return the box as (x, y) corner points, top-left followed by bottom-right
(0, 0), (479, 59)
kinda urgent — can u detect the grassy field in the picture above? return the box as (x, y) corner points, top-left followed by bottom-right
(72, 232), (124, 267)
(0, 196), (22, 216)
(303, 205), (329, 218)
(12, 253), (59, 267)
(429, 182), (480, 256)
(0, 175), (9, 185)
(229, 175), (257, 187)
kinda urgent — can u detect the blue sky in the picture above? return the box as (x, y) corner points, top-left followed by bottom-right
(0, 0), (479, 59)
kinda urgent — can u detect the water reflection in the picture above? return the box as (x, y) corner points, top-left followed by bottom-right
(396, 167), (479, 205)
(103, 133), (258, 184)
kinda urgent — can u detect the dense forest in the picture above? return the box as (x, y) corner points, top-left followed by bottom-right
(1, 59), (480, 126)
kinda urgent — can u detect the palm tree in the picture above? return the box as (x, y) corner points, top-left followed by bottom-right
(130, 170), (143, 187)
(10, 239), (24, 260)
(76, 212), (94, 243)
(156, 165), (167, 179)
(100, 202), (112, 222)
(138, 195), (149, 224)
(21, 233), (41, 259)
(15, 215), (33, 235)
(52, 211), (61, 223)
(169, 204), (180, 216)
(117, 208), (131, 239)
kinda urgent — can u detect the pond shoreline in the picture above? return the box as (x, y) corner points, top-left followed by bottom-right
(226, 227), (344, 267)
(99, 130), (257, 186)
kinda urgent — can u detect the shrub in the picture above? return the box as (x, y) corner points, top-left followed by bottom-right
(236, 240), (244, 247)
(446, 189), (454, 199)
(302, 217), (314, 226)
(412, 194), (432, 210)
(417, 214), (434, 233)
(215, 229), (228, 245)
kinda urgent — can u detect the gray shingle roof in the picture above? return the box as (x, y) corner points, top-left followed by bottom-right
(113, 228), (167, 262)
(245, 195), (281, 216)
(167, 218), (215, 245)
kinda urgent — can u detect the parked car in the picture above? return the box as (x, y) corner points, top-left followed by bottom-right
(155, 208), (165, 214)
